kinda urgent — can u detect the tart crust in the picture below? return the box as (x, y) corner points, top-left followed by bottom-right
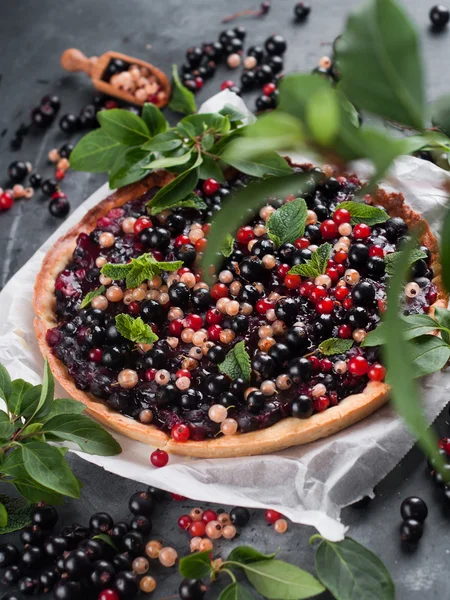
(34, 172), (448, 458)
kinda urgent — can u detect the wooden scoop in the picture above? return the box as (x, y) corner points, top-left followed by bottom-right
(61, 49), (171, 108)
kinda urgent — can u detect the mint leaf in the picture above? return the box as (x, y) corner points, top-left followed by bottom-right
(385, 248), (427, 276)
(141, 103), (168, 136)
(80, 286), (106, 309)
(102, 254), (182, 288)
(147, 167), (199, 214)
(115, 314), (159, 345)
(0, 495), (32, 534)
(318, 338), (354, 356)
(267, 198), (308, 246)
(289, 243), (332, 278)
(219, 341), (251, 382)
(336, 201), (388, 226)
(221, 234), (235, 258)
(97, 109), (151, 146)
(168, 64), (197, 115)
(70, 129), (123, 173)
(101, 262), (132, 281)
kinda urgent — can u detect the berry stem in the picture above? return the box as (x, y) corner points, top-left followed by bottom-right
(222, 3), (269, 22)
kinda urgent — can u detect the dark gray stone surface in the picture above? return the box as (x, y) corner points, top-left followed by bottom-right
(0, 0), (449, 598)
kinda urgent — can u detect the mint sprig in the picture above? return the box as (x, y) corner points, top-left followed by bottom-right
(289, 243), (332, 278)
(101, 254), (182, 289)
(384, 248), (427, 276)
(115, 314), (159, 345)
(79, 285), (106, 309)
(267, 198), (308, 246)
(335, 201), (389, 226)
(219, 341), (251, 382)
(318, 338), (354, 356)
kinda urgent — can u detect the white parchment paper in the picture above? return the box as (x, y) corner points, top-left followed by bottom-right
(1, 92), (449, 541)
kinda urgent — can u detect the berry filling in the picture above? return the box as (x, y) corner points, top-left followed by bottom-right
(47, 167), (438, 441)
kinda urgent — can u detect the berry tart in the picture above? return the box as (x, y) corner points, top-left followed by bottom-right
(34, 164), (448, 457)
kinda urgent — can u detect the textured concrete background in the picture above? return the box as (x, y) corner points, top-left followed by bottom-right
(0, 0), (450, 598)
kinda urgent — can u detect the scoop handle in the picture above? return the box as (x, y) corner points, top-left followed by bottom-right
(61, 48), (98, 75)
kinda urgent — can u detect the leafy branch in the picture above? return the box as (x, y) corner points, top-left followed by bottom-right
(0, 362), (121, 524)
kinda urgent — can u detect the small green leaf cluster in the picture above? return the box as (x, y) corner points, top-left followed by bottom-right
(179, 536), (394, 600)
(0, 361), (121, 525)
(219, 341), (251, 382)
(100, 253), (182, 289)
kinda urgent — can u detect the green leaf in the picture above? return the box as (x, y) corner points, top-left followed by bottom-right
(144, 150), (193, 170)
(384, 248), (427, 276)
(289, 243), (332, 278)
(227, 546), (277, 565)
(99, 262), (131, 282)
(384, 235), (445, 481)
(20, 385), (43, 420)
(219, 341), (251, 382)
(115, 314), (159, 345)
(102, 254), (182, 289)
(45, 399), (85, 419)
(92, 533), (120, 551)
(149, 192), (206, 215)
(336, 201), (388, 226)
(362, 314), (439, 347)
(169, 64), (197, 115)
(224, 151), (293, 178)
(314, 537), (395, 600)
(406, 335), (450, 379)
(318, 338), (354, 356)
(0, 411), (15, 439)
(22, 441), (81, 498)
(201, 133), (215, 152)
(221, 234), (235, 258)
(80, 286), (106, 309)
(141, 103), (168, 136)
(34, 360), (55, 420)
(219, 583), (254, 600)
(219, 104), (247, 122)
(146, 166), (199, 214)
(142, 131), (183, 153)
(202, 172), (319, 282)
(97, 108), (151, 145)
(109, 147), (150, 189)
(306, 86), (340, 145)
(242, 560), (325, 599)
(434, 307), (450, 344)
(442, 205), (450, 294)
(198, 155), (226, 184)
(8, 379), (32, 415)
(0, 364), (12, 402)
(179, 113), (230, 136)
(338, 0), (425, 129)
(179, 550), (212, 579)
(42, 413), (121, 456)
(224, 111), (304, 159)
(0, 495), (32, 534)
(267, 198), (308, 246)
(431, 95), (450, 137)
(70, 129), (123, 173)
(0, 502), (7, 528)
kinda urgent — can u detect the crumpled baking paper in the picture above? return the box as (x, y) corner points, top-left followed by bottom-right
(0, 92), (449, 541)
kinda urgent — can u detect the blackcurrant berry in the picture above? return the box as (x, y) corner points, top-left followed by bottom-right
(64, 549), (92, 578)
(285, 327), (309, 353)
(53, 581), (82, 600)
(90, 512), (114, 533)
(113, 553), (133, 572)
(20, 525), (45, 546)
(207, 345), (226, 364)
(191, 288), (212, 309)
(78, 538), (104, 561)
(275, 298), (298, 324)
(20, 546), (43, 570)
(247, 45), (264, 63)
(105, 58), (127, 78)
(229, 506), (250, 526)
(230, 314), (249, 334)
(90, 560), (115, 590)
(8, 161), (28, 182)
(44, 536), (67, 559)
(366, 256), (385, 279)
(149, 227), (170, 250)
(400, 497), (428, 522)
(41, 179), (58, 196)
(400, 519), (423, 542)
(175, 243), (197, 266)
(122, 531), (145, 556)
(3, 565), (21, 584)
(31, 106), (54, 128)
(114, 571), (139, 597)
(41, 94), (61, 111)
(130, 515), (152, 535)
(169, 282), (190, 307)
(59, 113), (80, 134)
(294, 1), (311, 21)
(186, 47), (204, 67)
(39, 568), (59, 592)
(430, 4), (450, 28)
(288, 357), (312, 382)
(33, 504), (58, 529)
(265, 34), (287, 56)
(59, 143), (74, 159)
(291, 395), (313, 418)
(252, 354), (275, 379)
(140, 299), (163, 323)
(29, 173), (42, 189)
(352, 281), (376, 306)
(18, 576), (39, 595)
(247, 390), (266, 414)
(179, 579), (206, 600)
(384, 217), (407, 242)
(111, 522), (130, 541)
(266, 55), (283, 74)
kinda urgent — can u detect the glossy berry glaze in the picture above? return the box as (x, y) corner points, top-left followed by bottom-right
(46, 166), (438, 441)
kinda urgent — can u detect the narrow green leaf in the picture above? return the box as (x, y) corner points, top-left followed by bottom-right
(8, 379), (32, 416)
(318, 338), (354, 356)
(198, 155), (226, 184)
(169, 64), (197, 115)
(45, 399), (85, 420)
(384, 236), (445, 479)
(115, 314), (158, 345)
(141, 130), (183, 153)
(219, 583), (254, 600)
(0, 411), (15, 439)
(0, 502), (8, 528)
(109, 147), (150, 189)
(267, 198), (308, 246)
(144, 151), (193, 170)
(149, 193), (206, 215)
(42, 414), (121, 456)
(141, 103), (168, 136)
(146, 167), (199, 214)
(227, 546), (277, 565)
(338, 0), (425, 129)
(22, 441), (81, 498)
(224, 151), (293, 178)
(431, 95), (450, 137)
(92, 533), (120, 551)
(314, 537), (395, 600)
(80, 286), (106, 310)
(406, 335), (450, 379)
(70, 129), (123, 173)
(33, 360), (55, 421)
(289, 243), (332, 278)
(336, 201), (388, 226)
(0, 364), (12, 402)
(385, 248), (427, 276)
(362, 314), (439, 347)
(442, 204), (450, 294)
(97, 109), (151, 145)
(219, 104), (247, 122)
(201, 133), (215, 152)
(306, 86), (340, 145)
(179, 550), (212, 579)
(0, 495), (33, 534)
(19, 385), (43, 420)
(219, 341), (251, 382)
(13, 480), (64, 505)
(243, 560), (325, 599)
